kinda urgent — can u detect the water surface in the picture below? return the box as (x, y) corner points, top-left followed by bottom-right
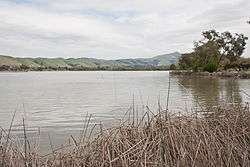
(0, 71), (249, 152)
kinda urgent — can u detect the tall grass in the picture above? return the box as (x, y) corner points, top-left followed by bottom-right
(0, 103), (250, 166)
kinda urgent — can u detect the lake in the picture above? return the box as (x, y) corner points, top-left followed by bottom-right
(0, 71), (249, 152)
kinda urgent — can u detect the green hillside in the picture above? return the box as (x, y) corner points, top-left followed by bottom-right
(0, 55), (21, 66)
(33, 58), (70, 68)
(151, 52), (182, 66)
(0, 52), (181, 71)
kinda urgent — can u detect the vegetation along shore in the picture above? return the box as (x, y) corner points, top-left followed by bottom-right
(172, 30), (250, 75)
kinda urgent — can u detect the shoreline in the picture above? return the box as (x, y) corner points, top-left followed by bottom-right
(0, 69), (170, 73)
(170, 70), (250, 79)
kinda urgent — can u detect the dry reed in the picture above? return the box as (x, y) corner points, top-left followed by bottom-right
(0, 103), (250, 167)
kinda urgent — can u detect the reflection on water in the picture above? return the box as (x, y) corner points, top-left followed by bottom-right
(224, 79), (242, 104)
(174, 76), (244, 108)
(0, 71), (249, 152)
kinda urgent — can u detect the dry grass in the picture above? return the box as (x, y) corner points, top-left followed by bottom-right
(0, 104), (250, 167)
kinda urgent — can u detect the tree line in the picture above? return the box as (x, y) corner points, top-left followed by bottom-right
(0, 64), (171, 71)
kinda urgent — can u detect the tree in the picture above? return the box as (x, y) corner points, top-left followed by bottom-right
(193, 30), (248, 72)
(20, 64), (29, 71)
(193, 38), (221, 72)
(169, 64), (176, 70)
(178, 30), (248, 72)
(220, 32), (248, 62)
(178, 53), (194, 70)
(198, 30), (248, 64)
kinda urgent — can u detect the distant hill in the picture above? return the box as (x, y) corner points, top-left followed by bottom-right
(0, 52), (181, 71)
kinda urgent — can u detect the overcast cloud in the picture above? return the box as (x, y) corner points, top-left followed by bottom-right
(0, 0), (249, 59)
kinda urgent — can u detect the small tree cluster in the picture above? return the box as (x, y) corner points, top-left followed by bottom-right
(179, 30), (248, 72)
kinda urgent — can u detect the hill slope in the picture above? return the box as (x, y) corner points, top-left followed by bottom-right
(0, 52), (181, 71)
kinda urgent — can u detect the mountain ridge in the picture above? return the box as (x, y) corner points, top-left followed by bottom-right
(0, 52), (181, 71)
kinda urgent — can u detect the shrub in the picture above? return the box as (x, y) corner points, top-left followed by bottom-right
(203, 62), (218, 73)
(169, 64), (176, 70)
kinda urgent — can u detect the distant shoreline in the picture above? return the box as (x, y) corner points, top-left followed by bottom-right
(0, 69), (170, 72)
(0, 52), (181, 72)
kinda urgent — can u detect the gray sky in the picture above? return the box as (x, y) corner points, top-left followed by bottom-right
(0, 0), (249, 59)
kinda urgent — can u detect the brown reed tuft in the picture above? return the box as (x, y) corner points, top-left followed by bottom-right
(0, 103), (250, 167)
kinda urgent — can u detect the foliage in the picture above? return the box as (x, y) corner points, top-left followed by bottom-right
(20, 64), (29, 71)
(203, 61), (219, 73)
(192, 39), (221, 72)
(178, 30), (248, 72)
(178, 53), (194, 70)
(169, 64), (176, 70)
(224, 58), (250, 70)
(0, 64), (172, 71)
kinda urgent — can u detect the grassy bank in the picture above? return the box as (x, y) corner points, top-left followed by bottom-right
(1, 103), (249, 167)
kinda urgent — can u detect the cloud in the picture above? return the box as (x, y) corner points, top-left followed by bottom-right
(0, 0), (249, 58)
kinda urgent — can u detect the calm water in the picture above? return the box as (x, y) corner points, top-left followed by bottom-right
(0, 71), (250, 152)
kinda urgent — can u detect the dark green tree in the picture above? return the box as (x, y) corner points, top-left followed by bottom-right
(198, 30), (248, 64)
(178, 53), (195, 70)
(192, 30), (248, 72)
(193, 38), (221, 72)
(220, 32), (248, 63)
(169, 64), (176, 70)
(20, 64), (29, 71)
(178, 30), (248, 72)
